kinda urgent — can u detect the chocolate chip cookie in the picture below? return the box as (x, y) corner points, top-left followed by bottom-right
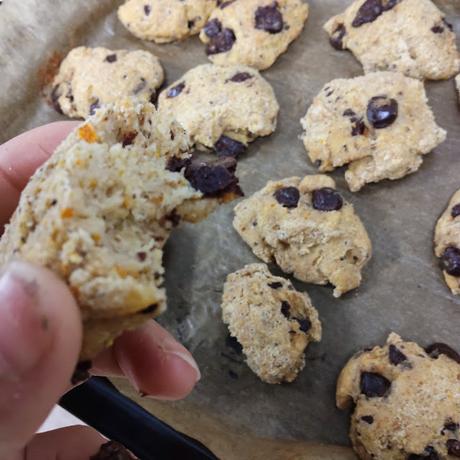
(199, 0), (309, 70)
(158, 64), (279, 156)
(233, 175), (372, 297)
(434, 188), (460, 295)
(337, 333), (460, 460)
(222, 263), (321, 383)
(300, 71), (446, 191)
(0, 102), (241, 360)
(51, 47), (164, 119)
(325, 0), (460, 80)
(118, 0), (217, 43)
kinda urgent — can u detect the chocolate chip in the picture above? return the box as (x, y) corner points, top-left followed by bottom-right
(444, 18), (454, 31)
(166, 156), (191, 172)
(105, 53), (117, 63)
(187, 19), (195, 29)
(137, 251), (147, 261)
(226, 334), (243, 354)
(203, 18), (222, 37)
(447, 440), (460, 457)
(330, 23), (347, 50)
(352, 0), (400, 28)
(166, 82), (185, 98)
(206, 28), (236, 55)
(268, 281), (283, 289)
(361, 415), (374, 424)
(296, 318), (311, 333)
(273, 187), (300, 209)
(360, 372), (391, 397)
(144, 4), (151, 15)
(425, 343), (460, 364)
(89, 99), (100, 116)
(50, 199), (58, 206)
(184, 157), (242, 197)
(367, 96), (398, 129)
(71, 360), (92, 385)
(343, 109), (367, 136)
(443, 420), (459, 433)
(451, 204), (460, 218)
(389, 344), (408, 365)
(214, 135), (246, 158)
(228, 72), (253, 83)
(255, 2), (284, 34)
(50, 84), (63, 114)
(166, 210), (181, 227)
(140, 304), (158, 314)
(90, 441), (134, 460)
(431, 24), (445, 34)
(149, 92), (157, 104)
(133, 77), (147, 94)
(408, 447), (440, 460)
(218, 0), (235, 8)
(440, 246), (460, 276)
(312, 188), (343, 212)
(280, 301), (291, 318)
(121, 131), (137, 147)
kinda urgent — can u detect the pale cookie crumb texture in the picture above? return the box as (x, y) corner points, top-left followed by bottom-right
(233, 175), (372, 297)
(222, 263), (321, 384)
(324, 0), (460, 80)
(337, 333), (460, 460)
(301, 71), (446, 192)
(158, 64), (279, 156)
(434, 188), (460, 295)
(51, 47), (164, 119)
(0, 102), (242, 360)
(118, 0), (217, 44)
(199, 0), (309, 70)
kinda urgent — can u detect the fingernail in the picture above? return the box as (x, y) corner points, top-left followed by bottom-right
(0, 268), (53, 380)
(160, 335), (201, 384)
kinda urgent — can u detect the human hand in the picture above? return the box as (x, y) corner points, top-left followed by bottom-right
(0, 122), (201, 459)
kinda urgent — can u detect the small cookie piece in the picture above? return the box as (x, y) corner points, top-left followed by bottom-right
(324, 0), (460, 80)
(118, 0), (217, 43)
(90, 441), (135, 460)
(434, 188), (460, 295)
(233, 175), (371, 297)
(50, 47), (164, 118)
(222, 263), (321, 384)
(158, 64), (279, 154)
(199, 0), (309, 70)
(300, 72), (446, 192)
(0, 102), (241, 360)
(337, 333), (460, 460)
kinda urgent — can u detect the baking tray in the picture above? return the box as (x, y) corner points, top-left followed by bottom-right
(1, 0), (460, 458)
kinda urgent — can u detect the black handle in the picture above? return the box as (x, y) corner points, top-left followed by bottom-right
(59, 377), (219, 460)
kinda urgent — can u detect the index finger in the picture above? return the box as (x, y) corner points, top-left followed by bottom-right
(0, 121), (78, 228)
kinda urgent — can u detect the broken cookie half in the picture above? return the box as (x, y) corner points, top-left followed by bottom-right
(0, 102), (242, 361)
(222, 263), (321, 384)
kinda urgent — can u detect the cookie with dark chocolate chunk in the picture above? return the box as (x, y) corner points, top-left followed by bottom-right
(337, 333), (460, 460)
(199, 0), (309, 70)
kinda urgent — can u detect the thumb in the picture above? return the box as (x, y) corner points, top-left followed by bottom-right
(0, 261), (82, 457)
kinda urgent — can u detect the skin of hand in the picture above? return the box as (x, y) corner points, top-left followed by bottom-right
(0, 122), (201, 460)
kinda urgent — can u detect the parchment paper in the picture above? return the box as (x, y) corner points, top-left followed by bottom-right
(1, 1), (460, 458)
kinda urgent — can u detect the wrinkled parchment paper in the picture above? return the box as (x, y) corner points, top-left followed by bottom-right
(1, 0), (460, 458)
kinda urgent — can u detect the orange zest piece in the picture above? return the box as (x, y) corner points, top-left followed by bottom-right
(78, 124), (99, 144)
(61, 208), (74, 218)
